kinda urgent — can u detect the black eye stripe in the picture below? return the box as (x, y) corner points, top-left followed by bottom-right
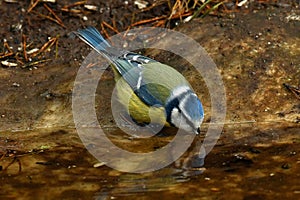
(165, 98), (179, 126)
(165, 90), (191, 125)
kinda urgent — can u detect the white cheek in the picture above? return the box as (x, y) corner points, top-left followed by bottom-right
(171, 108), (194, 133)
(170, 108), (181, 127)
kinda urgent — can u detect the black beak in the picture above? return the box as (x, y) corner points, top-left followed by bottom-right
(197, 127), (201, 134)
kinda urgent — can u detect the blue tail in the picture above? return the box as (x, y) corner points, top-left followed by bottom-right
(75, 26), (110, 52)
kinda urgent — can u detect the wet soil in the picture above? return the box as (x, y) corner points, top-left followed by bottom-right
(0, 1), (300, 200)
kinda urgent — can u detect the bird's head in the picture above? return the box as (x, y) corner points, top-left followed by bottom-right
(166, 86), (204, 134)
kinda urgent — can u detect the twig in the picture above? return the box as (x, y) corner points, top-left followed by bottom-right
(112, 17), (117, 32)
(21, 59), (51, 68)
(170, 11), (193, 19)
(131, 15), (166, 26)
(62, 0), (87, 9)
(4, 41), (13, 54)
(102, 21), (119, 34)
(22, 34), (28, 61)
(0, 52), (14, 59)
(86, 62), (97, 68)
(43, 3), (65, 28)
(31, 10), (66, 28)
(283, 83), (300, 100)
(61, 0), (87, 13)
(0, 41), (14, 59)
(28, 0), (40, 13)
(14, 53), (25, 65)
(123, 26), (132, 38)
(101, 23), (110, 41)
(168, 0), (185, 21)
(31, 37), (57, 58)
(154, 19), (166, 27)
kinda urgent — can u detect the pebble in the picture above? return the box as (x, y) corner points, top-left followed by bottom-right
(12, 82), (20, 87)
(93, 162), (106, 168)
(281, 163), (291, 169)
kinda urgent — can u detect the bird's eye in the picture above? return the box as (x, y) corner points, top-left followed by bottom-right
(177, 107), (182, 113)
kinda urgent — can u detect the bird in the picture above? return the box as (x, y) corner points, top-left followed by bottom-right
(74, 26), (204, 134)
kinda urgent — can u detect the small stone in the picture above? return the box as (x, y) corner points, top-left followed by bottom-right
(82, 16), (88, 21)
(211, 187), (220, 192)
(281, 163), (291, 169)
(93, 162), (106, 168)
(84, 5), (98, 11)
(12, 82), (20, 87)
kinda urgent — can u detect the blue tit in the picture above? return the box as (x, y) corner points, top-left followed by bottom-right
(74, 27), (204, 134)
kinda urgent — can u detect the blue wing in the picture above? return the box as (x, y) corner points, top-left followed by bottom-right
(75, 27), (164, 106)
